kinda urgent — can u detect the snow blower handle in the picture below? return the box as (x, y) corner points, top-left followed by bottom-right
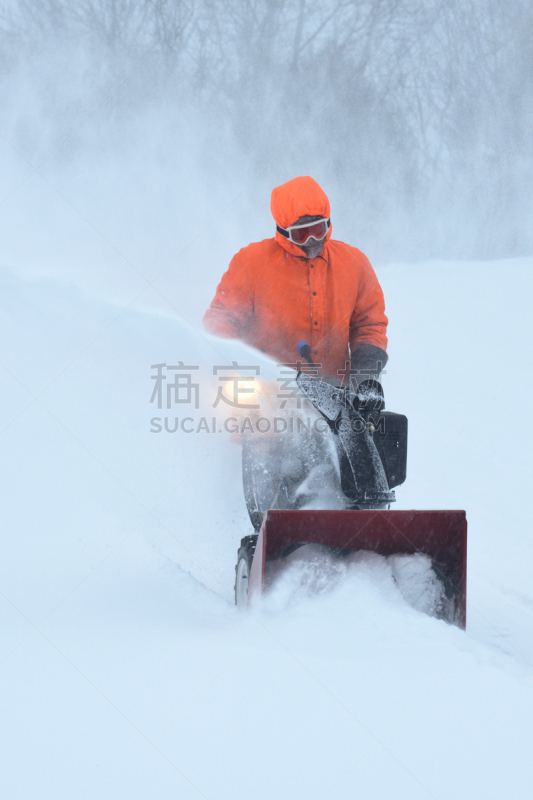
(297, 340), (315, 367)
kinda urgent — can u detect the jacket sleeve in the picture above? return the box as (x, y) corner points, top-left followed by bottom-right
(349, 255), (388, 353)
(203, 251), (254, 339)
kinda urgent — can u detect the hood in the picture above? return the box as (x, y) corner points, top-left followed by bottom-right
(270, 176), (332, 257)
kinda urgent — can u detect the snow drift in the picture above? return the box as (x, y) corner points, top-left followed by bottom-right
(1, 256), (533, 798)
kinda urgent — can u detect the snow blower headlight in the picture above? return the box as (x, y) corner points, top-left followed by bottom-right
(218, 377), (276, 416)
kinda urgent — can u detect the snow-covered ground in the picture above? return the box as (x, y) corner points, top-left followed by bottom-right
(1, 254), (533, 799)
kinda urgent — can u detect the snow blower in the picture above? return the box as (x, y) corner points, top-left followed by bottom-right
(234, 343), (467, 627)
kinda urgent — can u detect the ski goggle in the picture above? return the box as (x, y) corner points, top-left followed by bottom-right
(277, 217), (330, 246)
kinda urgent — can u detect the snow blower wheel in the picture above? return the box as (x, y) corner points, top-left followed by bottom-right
(234, 535), (258, 606)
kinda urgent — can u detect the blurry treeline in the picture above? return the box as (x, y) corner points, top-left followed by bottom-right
(1, 0), (532, 261)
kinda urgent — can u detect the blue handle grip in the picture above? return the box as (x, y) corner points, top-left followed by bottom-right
(297, 341), (310, 358)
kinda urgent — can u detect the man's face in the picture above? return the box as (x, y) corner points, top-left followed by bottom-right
(293, 214), (327, 259)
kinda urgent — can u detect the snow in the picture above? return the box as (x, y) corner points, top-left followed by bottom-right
(1, 255), (533, 799)
(265, 546), (448, 619)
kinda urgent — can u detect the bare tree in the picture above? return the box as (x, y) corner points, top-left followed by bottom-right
(0, 0), (531, 257)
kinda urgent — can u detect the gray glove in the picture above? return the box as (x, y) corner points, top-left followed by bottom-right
(350, 344), (388, 388)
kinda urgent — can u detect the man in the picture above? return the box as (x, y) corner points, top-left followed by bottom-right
(203, 175), (388, 384)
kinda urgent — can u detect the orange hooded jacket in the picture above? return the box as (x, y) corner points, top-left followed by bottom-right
(203, 176), (387, 378)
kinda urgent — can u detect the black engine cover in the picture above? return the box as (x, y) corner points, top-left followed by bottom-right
(369, 411), (408, 489)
